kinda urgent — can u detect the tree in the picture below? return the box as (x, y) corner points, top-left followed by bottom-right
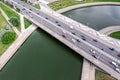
(9, 17), (19, 27)
(2, 32), (16, 44)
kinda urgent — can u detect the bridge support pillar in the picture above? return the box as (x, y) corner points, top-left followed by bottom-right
(81, 59), (95, 80)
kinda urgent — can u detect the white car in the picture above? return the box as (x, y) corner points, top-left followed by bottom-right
(70, 26), (73, 29)
(115, 68), (120, 73)
(111, 61), (118, 67)
(72, 39), (76, 43)
(90, 49), (96, 54)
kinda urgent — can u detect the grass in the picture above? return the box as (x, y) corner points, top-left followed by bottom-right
(48, 0), (120, 10)
(0, 42), (11, 56)
(0, 3), (21, 30)
(33, 4), (40, 9)
(24, 18), (32, 29)
(0, 13), (13, 56)
(0, 3), (20, 20)
(95, 70), (117, 80)
(109, 31), (120, 39)
(0, 13), (7, 29)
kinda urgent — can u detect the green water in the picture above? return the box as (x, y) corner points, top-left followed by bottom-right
(0, 29), (83, 80)
(63, 6), (120, 30)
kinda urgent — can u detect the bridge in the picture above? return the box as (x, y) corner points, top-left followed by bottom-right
(5, 0), (120, 79)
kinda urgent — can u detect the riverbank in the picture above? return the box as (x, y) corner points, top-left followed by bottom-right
(57, 2), (120, 13)
(0, 24), (37, 70)
(99, 26), (120, 35)
(48, 0), (120, 11)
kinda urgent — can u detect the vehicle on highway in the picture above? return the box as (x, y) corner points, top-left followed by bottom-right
(115, 68), (120, 73)
(93, 39), (97, 42)
(90, 49), (96, 54)
(76, 39), (80, 42)
(109, 47), (114, 51)
(111, 61), (118, 67)
(70, 26), (73, 29)
(92, 54), (100, 59)
(62, 35), (66, 38)
(118, 54), (120, 57)
(72, 38), (76, 43)
(71, 32), (76, 35)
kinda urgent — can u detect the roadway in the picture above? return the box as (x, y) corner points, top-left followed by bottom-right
(13, 0), (120, 59)
(6, 0), (120, 79)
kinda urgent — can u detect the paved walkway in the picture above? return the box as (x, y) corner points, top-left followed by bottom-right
(99, 26), (120, 35)
(57, 2), (120, 13)
(39, 0), (57, 4)
(20, 14), (25, 32)
(0, 6), (21, 35)
(0, 24), (37, 70)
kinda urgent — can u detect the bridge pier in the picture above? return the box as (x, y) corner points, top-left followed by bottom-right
(81, 59), (95, 80)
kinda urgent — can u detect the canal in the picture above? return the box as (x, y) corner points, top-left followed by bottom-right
(1, 5), (120, 80)
(0, 29), (83, 80)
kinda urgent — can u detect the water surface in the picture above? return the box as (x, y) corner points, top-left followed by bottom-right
(63, 6), (120, 30)
(0, 29), (83, 80)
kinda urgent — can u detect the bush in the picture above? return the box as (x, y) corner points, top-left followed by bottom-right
(2, 32), (16, 44)
(9, 17), (19, 27)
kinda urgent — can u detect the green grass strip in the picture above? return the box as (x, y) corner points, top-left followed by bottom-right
(109, 31), (120, 39)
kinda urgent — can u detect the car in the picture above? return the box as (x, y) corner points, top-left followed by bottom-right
(76, 39), (80, 42)
(37, 13), (39, 15)
(92, 54), (99, 59)
(93, 39), (97, 42)
(55, 21), (58, 23)
(70, 26), (73, 29)
(111, 61), (118, 67)
(29, 9), (32, 11)
(109, 48), (114, 51)
(82, 38), (86, 41)
(57, 24), (61, 26)
(118, 54), (120, 57)
(45, 17), (48, 19)
(71, 32), (76, 35)
(72, 39), (76, 43)
(62, 35), (66, 38)
(115, 68), (120, 73)
(90, 49), (96, 54)
(22, 8), (25, 10)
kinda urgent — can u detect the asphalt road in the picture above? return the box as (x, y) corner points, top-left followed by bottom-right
(9, 0), (120, 74)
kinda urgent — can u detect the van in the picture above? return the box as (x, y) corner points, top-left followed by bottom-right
(115, 68), (120, 73)
(111, 61), (118, 67)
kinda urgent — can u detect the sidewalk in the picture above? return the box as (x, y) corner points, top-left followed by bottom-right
(99, 26), (120, 35)
(20, 14), (25, 32)
(0, 7), (21, 35)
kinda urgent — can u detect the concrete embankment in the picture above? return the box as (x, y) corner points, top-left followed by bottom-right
(0, 25), (37, 70)
(99, 26), (120, 35)
(57, 2), (120, 13)
(81, 59), (95, 80)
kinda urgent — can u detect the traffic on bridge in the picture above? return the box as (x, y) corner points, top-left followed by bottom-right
(6, 0), (120, 79)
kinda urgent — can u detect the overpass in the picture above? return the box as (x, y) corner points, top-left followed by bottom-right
(4, 0), (120, 79)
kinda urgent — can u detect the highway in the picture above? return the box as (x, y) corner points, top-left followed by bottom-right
(6, 0), (120, 79)
(13, 0), (120, 59)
